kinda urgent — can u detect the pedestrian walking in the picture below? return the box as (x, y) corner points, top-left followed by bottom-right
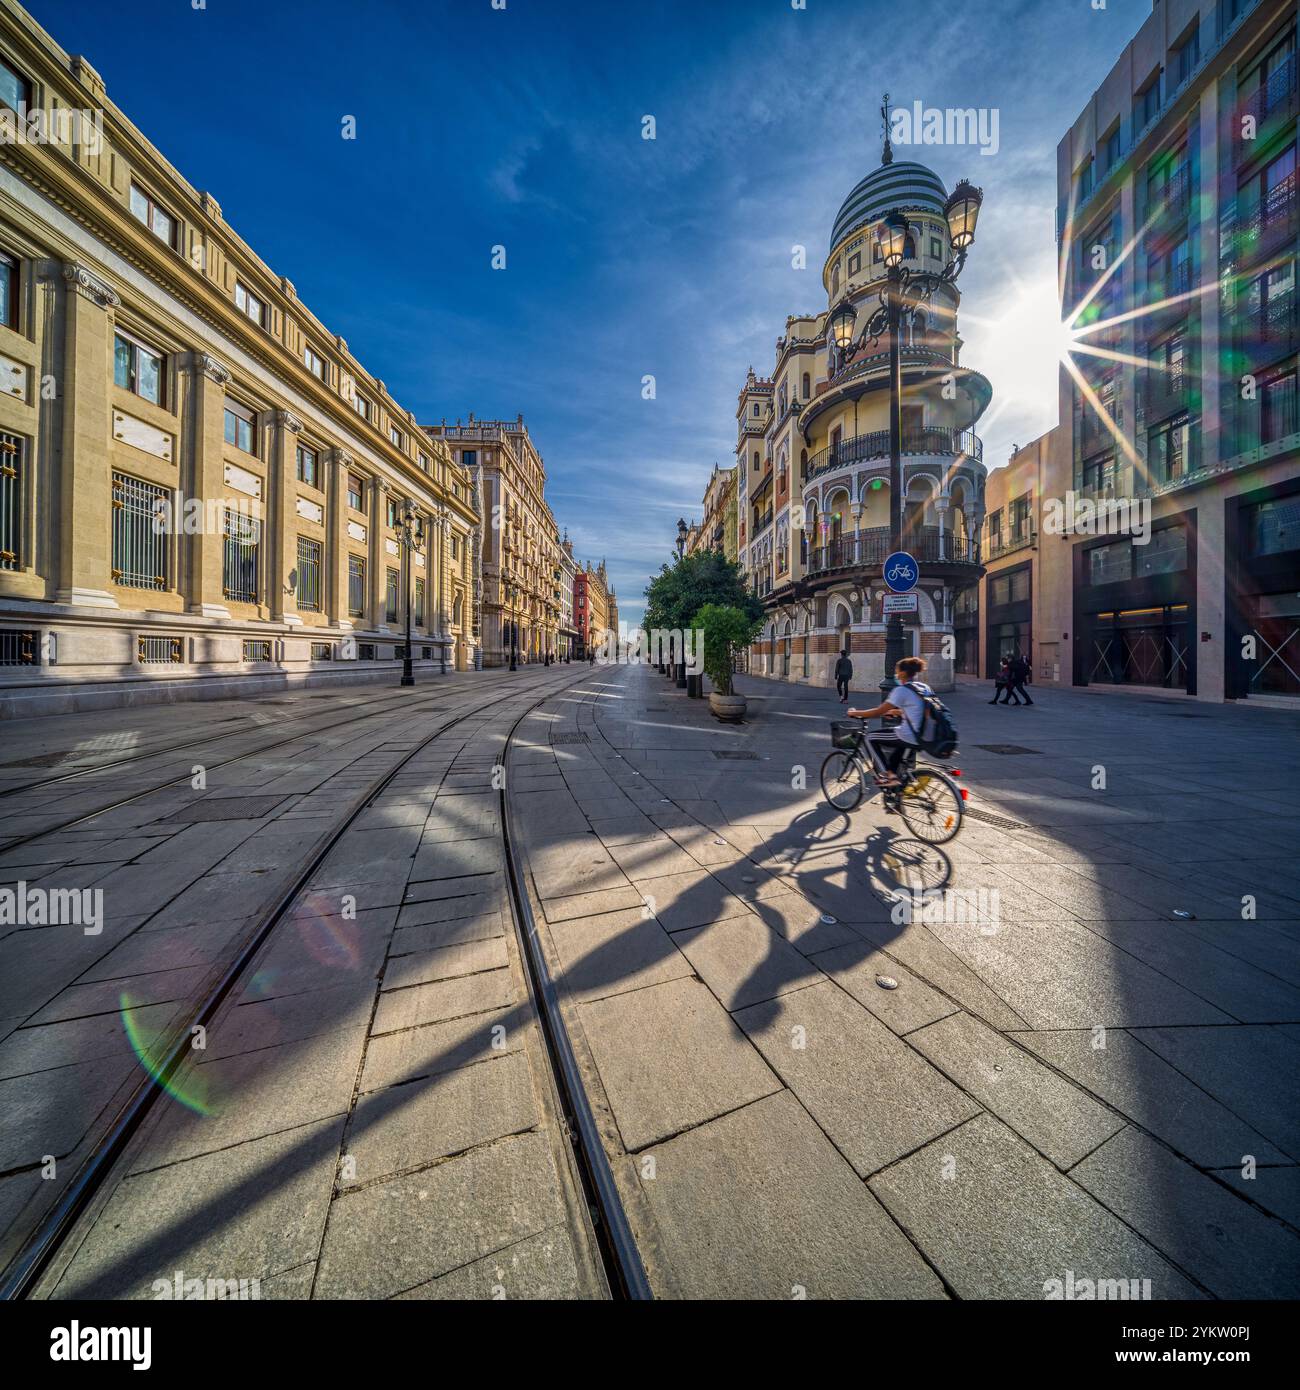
(990, 657), (1020, 705)
(833, 648), (853, 703)
(1010, 651), (1034, 705)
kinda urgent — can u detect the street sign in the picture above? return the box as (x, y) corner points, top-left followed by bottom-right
(882, 592), (918, 614)
(883, 551), (920, 593)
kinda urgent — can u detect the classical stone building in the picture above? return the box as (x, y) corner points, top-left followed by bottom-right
(573, 558), (615, 657)
(689, 463), (738, 562)
(1055, 0), (1299, 701)
(558, 531), (578, 659)
(735, 156), (992, 692)
(425, 415), (561, 665)
(0, 2), (477, 713)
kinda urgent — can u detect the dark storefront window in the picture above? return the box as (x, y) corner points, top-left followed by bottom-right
(1089, 539), (1133, 585)
(1134, 524), (1188, 577)
(1249, 496), (1300, 555)
(1089, 605), (1190, 688)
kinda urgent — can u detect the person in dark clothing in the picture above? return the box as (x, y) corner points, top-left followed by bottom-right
(990, 656), (1020, 705)
(1010, 652), (1034, 705)
(834, 649), (853, 703)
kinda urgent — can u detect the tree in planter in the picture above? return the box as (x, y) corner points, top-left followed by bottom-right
(643, 550), (762, 638)
(691, 604), (763, 696)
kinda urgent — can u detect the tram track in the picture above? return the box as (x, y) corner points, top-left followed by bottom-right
(0, 666), (646, 1302)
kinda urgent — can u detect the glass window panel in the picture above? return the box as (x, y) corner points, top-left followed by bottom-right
(1089, 539), (1133, 585)
(1251, 497), (1300, 555)
(1134, 525), (1188, 577)
(151, 207), (173, 244)
(114, 335), (132, 392)
(137, 346), (161, 404)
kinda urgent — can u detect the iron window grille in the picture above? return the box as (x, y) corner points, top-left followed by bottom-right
(138, 635), (182, 664)
(242, 639), (272, 662)
(222, 510), (261, 603)
(1, 431), (23, 570)
(297, 536), (322, 611)
(348, 556), (366, 617)
(310, 642), (333, 661)
(0, 628), (37, 666)
(414, 576), (425, 624)
(111, 472), (169, 590)
(357, 642), (376, 660)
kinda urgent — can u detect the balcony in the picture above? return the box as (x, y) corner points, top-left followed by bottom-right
(752, 575), (774, 599)
(1238, 54), (1297, 135)
(1236, 176), (1297, 267)
(1147, 164), (1192, 227)
(751, 509), (774, 538)
(1238, 292), (1299, 368)
(805, 526), (980, 577)
(805, 426), (982, 483)
(985, 525), (1037, 561)
(1143, 367), (1191, 423)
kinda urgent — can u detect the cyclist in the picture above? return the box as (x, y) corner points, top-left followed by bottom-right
(847, 655), (932, 789)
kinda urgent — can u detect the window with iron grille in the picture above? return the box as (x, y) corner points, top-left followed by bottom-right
(1262, 367), (1298, 443)
(138, 635), (183, 663)
(385, 567), (399, 623)
(0, 431), (23, 571)
(297, 535), (322, 611)
(422, 645), (433, 660)
(414, 576), (425, 625)
(111, 473), (169, 590)
(1149, 414), (1193, 482)
(0, 628), (37, 666)
(311, 641), (333, 661)
(348, 555), (366, 617)
(242, 639), (272, 662)
(357, 642), (376, 660)
(222, 509), (261, 603)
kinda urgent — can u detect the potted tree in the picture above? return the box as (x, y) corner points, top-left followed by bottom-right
(693, 603), (762, 722)
(644, 550), (763, 692)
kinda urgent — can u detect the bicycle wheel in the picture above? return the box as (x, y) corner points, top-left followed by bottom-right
(897, 769), (963, 844)
(820, 750), (864, 811)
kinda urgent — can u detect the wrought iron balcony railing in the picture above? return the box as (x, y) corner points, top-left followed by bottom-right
(805, 526), (980, 575)
(805, 426), (982, 483)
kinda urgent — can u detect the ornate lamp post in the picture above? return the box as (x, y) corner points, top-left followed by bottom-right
(675, 517), (688, 560)
(827, 179), (982, 701)
(503, 577), (518, 671)
(398, 498), (425, 688)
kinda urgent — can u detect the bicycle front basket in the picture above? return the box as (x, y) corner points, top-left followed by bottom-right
(830, 720), (862, 751)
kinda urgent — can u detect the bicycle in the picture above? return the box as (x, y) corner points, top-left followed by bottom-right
(819, 716), (965, 844)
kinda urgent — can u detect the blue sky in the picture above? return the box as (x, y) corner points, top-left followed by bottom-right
(38, 0), (1150, 625)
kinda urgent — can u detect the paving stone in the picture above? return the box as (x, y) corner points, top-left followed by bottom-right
(1013, 1027), (1288, 1167)
(869, 1113), (1201, 1299)
(541, 885), (646, 923)
(633, 871), (755, 934)
(396, 1226), (584, 1299)
(526, 839), (629, 899)
(381, 936), (510, 992)
(207, 982), (377, 1059)
(314, 1130), (567, 1299)
(55, 1118), (345, 1299)
(736, 982), (979, 1176)
(391, 911), (506, 956)
(0, 1056), (130, 1169)
(395, 893), (503, 929)
(1130, 1024), (1300, 1157)
(402, 873), (502, 906)
(371, 968), (515, 1035)
(744, 889), (859, 953)
(673, 915), (819, 1011)
(1072, 1127), (1300, 1298)
(641, 1090), (944, 1299)
(359, 1007), (522, 1093)
(346, 1052), (537, 1183)
(132, 1026), (367, 1170)
(309, 826), (421, 890)
(237, 910), (393, 1003)
(0, 1001), (181, 1079)
(909, 1012), (1125, 1168)
(547, 907), (692, 1003)
(707, 860), (790, 903)
(589, 815), (662, 845)
(411, 837), (505, 883)
(811, 942), (958, 1035)
(1211, 1165), (1300, 1229)
(580, 975), (781, 1151)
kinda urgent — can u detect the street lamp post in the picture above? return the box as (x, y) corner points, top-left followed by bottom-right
(505, 579), (518, 671)
(434, 503), (449, 677)
(675, 517), (688, 560)
(827, 179), (982, 707)
(398, 499), (425, 688)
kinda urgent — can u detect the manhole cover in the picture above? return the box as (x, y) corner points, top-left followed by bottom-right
(551, 733), (589, 745)
(974, 744), (1042, 755)
(172, 795), (287, 822)
(713, 750), (759, 760)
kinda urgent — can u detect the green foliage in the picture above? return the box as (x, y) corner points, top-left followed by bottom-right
(643, 549), (761, 638)
(691, 603), (762, 696)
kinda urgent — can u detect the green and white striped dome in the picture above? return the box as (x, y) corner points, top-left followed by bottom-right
(830, 160), (948, 253)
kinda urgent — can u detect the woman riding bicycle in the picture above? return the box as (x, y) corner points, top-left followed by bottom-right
(847, 655), (932, 789)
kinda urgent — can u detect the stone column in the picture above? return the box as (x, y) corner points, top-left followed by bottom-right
(327, 448), (352, 628)
(57, 264), (120, 608)
(935, 498), (949, 561)
(370, 478), (388, 631)
(270, 409), (304, 624)
(178, 349), (232, 618)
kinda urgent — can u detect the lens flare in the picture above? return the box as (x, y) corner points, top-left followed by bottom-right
(119, 992), (212, 1116)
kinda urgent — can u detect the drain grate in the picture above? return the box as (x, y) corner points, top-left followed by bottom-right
(551, 732), (590, 745)
(172, 795), (287, 822)
(974, 744), (1043, 755)
(713, 750), (759, 760)
(964, 806), (1030, 831)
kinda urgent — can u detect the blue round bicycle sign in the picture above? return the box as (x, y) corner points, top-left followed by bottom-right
(883, 551), (920, 593)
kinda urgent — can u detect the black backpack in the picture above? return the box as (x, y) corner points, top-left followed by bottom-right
(903, 682), (959, 758)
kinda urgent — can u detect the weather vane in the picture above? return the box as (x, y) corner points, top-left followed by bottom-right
(881, 91), (893, 165)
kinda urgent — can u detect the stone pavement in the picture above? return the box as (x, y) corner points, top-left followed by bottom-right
(515, 662), (1300, 1299)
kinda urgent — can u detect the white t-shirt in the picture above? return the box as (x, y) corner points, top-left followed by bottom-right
(886, 681), (932, 746)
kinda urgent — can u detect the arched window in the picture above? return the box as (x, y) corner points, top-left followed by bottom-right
(800, 447), (808, 480)
(831, 264), (840, 296)
(904, 234), (917, 260)
(801, 372), (810, 399)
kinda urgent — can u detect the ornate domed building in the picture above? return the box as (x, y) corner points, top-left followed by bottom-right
(735, 145), (992, 691)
